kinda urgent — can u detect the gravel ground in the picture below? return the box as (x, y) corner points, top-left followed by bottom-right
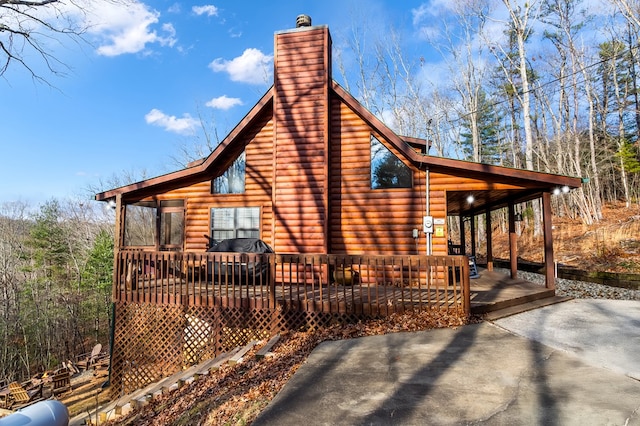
(494, 268), (640, 301)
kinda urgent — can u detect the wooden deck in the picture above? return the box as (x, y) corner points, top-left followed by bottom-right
(114, 251), (560, 318)
(469, 269), (555, 315)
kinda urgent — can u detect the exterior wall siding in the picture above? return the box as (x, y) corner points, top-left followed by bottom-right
(329, 98), (427, 255)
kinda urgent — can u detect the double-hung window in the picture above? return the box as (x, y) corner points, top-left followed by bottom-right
(210, 207), (260, 244)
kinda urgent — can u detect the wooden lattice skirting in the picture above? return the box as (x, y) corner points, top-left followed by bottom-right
(110, 302), (380, 397)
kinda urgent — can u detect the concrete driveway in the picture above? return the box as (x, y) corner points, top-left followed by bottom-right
(254, 299), (640, 426)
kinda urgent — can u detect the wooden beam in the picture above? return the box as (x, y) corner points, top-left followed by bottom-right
(542, 192), (556, 290)
(459, 215), (466, 256)
(470, 214), (476, 258)
(112, 193), (123, 302)
(485, 207), (493, 271)
(508, 202), (517, 279)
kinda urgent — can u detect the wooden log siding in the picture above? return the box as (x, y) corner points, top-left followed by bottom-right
(130, 114), (276, 253)
(330, 98), (428, 255)
(113, 250), (471, 316)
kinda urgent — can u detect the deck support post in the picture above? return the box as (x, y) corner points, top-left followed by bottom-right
(542, 192), (556, 290)
(485, 207), (493, 271)
(508, 202), (517, 279)
(112, 193), (123, 302)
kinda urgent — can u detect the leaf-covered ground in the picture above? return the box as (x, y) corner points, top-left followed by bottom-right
(109, 310), (474, 426)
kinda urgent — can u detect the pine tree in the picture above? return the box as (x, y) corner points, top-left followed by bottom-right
(460, 90), (504, 164)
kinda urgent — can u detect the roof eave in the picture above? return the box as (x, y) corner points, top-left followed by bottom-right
(331, 81), (582, 190)
(95, 88), (275, 202)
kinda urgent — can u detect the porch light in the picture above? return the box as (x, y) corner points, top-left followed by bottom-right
(552, 186), (571, 196)
(466, 195), (474, 204)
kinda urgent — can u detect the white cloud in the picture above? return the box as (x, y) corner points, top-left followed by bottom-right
(145, 109), (198, 134)
(206, 95), (243, 110)
(209, 48), (273, 85)
(412, 1), (454, 25)
(193, 5), (219, 17)
(85, 2), (177, 56)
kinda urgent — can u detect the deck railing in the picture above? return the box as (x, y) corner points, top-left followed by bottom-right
(114, 250), (471, 316)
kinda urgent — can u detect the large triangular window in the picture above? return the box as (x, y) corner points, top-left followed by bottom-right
(370, 135), (412, 189)
(213, 151), (246, 194)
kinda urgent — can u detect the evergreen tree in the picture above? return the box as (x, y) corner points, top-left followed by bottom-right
(460, 90), (504, 164)
(82, 229), (114, 344)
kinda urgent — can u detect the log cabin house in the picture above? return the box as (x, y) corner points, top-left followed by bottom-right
(96, 15), (582, 396)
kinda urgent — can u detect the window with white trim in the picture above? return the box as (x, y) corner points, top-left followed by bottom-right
(210, 207), (260, 243)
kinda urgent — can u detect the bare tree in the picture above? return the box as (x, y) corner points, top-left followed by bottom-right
(170, 107), (224, 168)
(611, 0), (640, 29)
(0, 0), (121, 83)
(541, 0), (602, 223)
(500, 0), (542, 171)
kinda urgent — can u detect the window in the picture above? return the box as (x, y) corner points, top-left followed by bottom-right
(370, 135), (412, 189)
(213, 151), (246, 194)
(123, 200), (184, 249)
(124, 202), (156, 246)
(210, 207), (260, 243)
(159, 200), (184, 249)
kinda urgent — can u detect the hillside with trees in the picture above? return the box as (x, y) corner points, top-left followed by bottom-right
(0, 200), (114, 383)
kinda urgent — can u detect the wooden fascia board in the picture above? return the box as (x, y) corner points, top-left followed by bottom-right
(330, 82), (581, 190)
(330, 82), (419, 160)
(95, 88), (275, 202)
(424, 157), (583, 189)
(201, 87), (274, 171)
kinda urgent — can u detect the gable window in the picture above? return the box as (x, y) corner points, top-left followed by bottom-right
(213, 151), (246, 194)
(210, 207), (260, 244)
(370, 135), (412, 189)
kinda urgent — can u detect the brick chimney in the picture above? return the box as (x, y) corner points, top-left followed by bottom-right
(272, 16), (331, 253)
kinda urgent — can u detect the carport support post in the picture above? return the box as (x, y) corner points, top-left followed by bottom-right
(508, 202), (517, 279)
(542, 192), (556, 290)
(470, 214), (476, 258)
(459, 216), (466, 255)
(485, 207), (493, 271)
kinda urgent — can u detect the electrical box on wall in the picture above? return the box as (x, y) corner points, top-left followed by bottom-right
(423, 216), (433, 234)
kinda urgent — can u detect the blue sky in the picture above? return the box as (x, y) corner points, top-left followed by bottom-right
(1, 0), (614, 207)
(0, 0), (432, 206)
